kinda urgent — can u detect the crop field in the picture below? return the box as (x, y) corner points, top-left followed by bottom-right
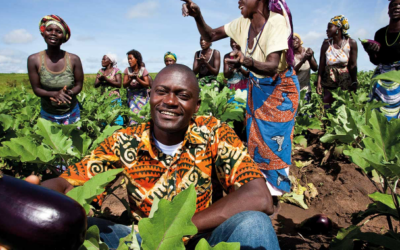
(1, 71), (400, 249)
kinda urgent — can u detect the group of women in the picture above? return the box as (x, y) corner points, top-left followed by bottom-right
(27, 0), (400, 198)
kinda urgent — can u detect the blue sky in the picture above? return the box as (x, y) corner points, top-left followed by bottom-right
(0, 0), (392, 74)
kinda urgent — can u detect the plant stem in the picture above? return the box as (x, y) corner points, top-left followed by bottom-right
(387, 179), (400, 228)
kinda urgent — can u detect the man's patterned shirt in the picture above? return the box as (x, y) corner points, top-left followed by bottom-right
(60, 116), (264, 219)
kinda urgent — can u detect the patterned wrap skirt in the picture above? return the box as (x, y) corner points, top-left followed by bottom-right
(246, 68), (300, 193)
(40, 103), (80, 125)
(370, 61), (400, 121)
(127, 88), (149, 125)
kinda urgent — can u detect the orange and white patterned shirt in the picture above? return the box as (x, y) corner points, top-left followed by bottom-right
(60, 116), (264, 220)
(326, 38), (351, 66)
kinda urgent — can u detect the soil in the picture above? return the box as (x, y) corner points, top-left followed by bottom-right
(97, 129), (392, 250)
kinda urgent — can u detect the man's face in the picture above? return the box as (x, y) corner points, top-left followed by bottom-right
(150, 69), (201, 135)
(389, 0), (400, 20)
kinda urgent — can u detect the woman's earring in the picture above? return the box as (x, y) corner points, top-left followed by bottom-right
(336, 30), (339, 35)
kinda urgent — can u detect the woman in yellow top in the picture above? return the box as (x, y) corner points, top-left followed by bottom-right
(181, 0), (299, 199)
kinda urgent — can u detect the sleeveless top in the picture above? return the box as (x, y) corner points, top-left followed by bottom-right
(39, 51), (77, 115)
(198, 49), (216, 78)
(97, 67), (122, 98)
(326, 39), (351, 66)
(294, 47), (311, 91)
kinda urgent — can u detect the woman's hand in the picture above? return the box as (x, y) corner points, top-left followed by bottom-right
(182, 0), (200, 17)
(98, 75), (106, 82)
(316, 82), (323, 95)
(225, 49), (246, 67)
(197, 54), (207, 65)
(304, 48), (314, 61)
(50, 86), (72, 105)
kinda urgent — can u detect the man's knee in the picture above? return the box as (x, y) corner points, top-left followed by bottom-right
(230, 211), (274, 234)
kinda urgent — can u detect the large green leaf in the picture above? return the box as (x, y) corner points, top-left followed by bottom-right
(139, 184), (198, 250)
(343, 146), (372, 173)
(372, 70), (400, 83)
(330, 225), (361, 250)
(116, 223), (140, 250)
(70, 131), (93, 157)
(0, 137), (54, 163)
(369, 192), (400, 210)
(360, 110), (400, 161)
(0, 114), (14, 131)
(79, 225), (109, 250)
(67, 169), (124, 214)
(36, 118), (73, 156)
(195, 239), (240, 250)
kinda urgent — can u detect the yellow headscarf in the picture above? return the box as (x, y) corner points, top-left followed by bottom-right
(164, 52), (177, 62)
(329, 15), (350, 38)
(293, 33), (303, 45)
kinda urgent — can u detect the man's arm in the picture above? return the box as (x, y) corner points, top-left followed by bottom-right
(192, 178), (272, 233)
(41, 177), (74, 194)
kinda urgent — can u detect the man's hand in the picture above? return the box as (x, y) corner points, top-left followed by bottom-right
(363, 42), (380, 53)
(25, 175), (74, 195)
(181, 0), (200, 17)
(25, 175), (40, 185)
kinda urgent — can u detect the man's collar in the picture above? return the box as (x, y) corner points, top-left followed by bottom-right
(137, 119), (207, 158)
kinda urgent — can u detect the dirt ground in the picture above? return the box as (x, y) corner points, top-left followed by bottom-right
(98, 130), (390, 250)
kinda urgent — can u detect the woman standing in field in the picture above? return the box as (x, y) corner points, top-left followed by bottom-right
(28, 15), (83, 125)
(182, 0), (299, 200)
(123, 49), (150, 124)
(94, 54), (124, 125)
(293, 33), (318, 101)
(316, 15), (358, 107)
(363, 0), (400, 120)
(164, 51), (177, 66)
(224, 38), (250, 91)
(193, 37), (221, 91)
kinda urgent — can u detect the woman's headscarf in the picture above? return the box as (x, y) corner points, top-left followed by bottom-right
(39, 15), (71, 43)
(269, 0), (294, 66)
(105, 53), (118, 67)
(293, 33), (303, 45)
(164, 51), (177, 62)
(329, 15), (350, 38)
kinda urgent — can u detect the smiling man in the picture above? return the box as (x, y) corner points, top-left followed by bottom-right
(28, 64), (279, 249)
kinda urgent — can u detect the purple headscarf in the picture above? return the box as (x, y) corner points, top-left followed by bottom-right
(269, 0), (294, 67)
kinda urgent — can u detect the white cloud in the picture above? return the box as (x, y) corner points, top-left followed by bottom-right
(0, 49), (28, 73)
(3, 29), (34, 44)
(126, 1), (159, 19)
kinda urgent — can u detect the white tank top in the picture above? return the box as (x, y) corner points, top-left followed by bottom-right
(326, 39), (351, 66)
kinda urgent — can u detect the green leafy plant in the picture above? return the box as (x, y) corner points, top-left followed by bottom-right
(71, 175), (240, 250)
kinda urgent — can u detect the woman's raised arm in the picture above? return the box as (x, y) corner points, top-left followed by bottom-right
(181, 0), (228, 42)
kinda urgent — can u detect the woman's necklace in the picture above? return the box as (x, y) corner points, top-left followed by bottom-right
(385, 27), (400, 47)
(245, 20), (268, 57)
(199, 49), (214, 68)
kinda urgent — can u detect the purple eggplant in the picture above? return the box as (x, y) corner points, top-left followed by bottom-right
(358, 38), (381, 46)
(0, 175), (87, 250)
(298, 214), (333, 235)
